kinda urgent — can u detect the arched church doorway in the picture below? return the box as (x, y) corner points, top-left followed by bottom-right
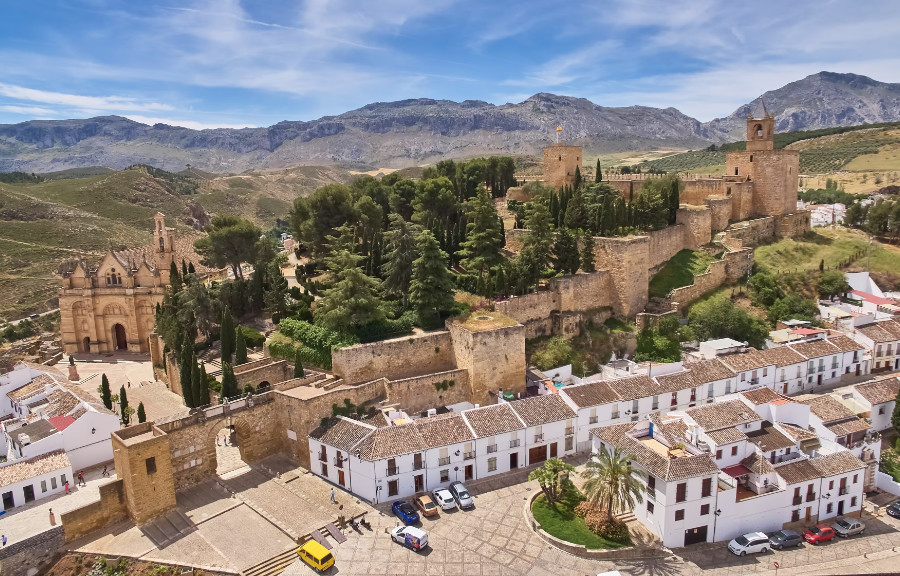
(81, 337), (91, 353)
(113, 324), (127, 351)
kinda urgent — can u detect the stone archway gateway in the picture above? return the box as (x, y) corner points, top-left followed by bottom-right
(206, 416), (256, 476)
(113, 323), (127, 350)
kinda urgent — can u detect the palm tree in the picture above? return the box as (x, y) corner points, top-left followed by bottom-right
(529, 458), (575, 505)
(581, 446), (645, 516)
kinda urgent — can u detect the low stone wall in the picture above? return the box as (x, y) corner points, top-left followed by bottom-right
(384, 368), (470, 414)
(721, 216), (776, 246)
(723, 248), (754, 282)
(331, 331), (455, 384)
(0, 526), (65, 576)
(774, 211), (812, 238)
(60, 479), (128, 543)
(234, 359), (291, 389)
(668, 259), (726, 309)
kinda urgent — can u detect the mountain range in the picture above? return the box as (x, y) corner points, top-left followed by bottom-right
(2, 72), (900, 174)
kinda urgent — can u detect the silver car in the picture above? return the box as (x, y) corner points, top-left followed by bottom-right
(431, 488), (457, 511)
(448, 481), (474, 509)
(832, 517), (865, 537)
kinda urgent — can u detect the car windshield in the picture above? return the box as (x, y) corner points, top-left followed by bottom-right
(400, 504), (414, 513)
(810, 526), (822, 535)
(836, 519), (851, 528)
(322, 553), (333, 563)
(423, 501), (435, 509)
(734, 536), (749, 546)
(458, 490), (470, 499)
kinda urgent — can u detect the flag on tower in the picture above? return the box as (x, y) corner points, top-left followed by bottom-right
(556, 125), (562, 143)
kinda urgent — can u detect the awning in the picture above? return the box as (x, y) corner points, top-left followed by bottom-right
(721, 464), (751, 478)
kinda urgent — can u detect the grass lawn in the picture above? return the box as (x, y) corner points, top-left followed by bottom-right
(531, 491), (627, 550)
(648, 249), (719, 298)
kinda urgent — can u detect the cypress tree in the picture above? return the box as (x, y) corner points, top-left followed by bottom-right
(180, 342), (194, 407)
(459, 187), (504, 279)
(188, 261), (196, 274)
(552, 228), (580, 275)
(410, 230), (456, 324)
(549, 191), (559, 224)
(220, 309), (234, 363)
(190, 357), (201, 411)
(234, 327), (248, 365)
(137, 402), (147, 423)
(669, 177), (680, 224)
(169, 260), (181, 292)
(564, 187), (588, 231)
(294, 349), (305, 378)
(199, 363), (210, 406)
(182, 259), (188, 278)
(581, 233), (596, 272)
(119, 385), (130, 425)
(595, 159), (602, 183)
(221, 362), (238, 399)
(574, 166), (583, 190)
(99, 374), (112, 410)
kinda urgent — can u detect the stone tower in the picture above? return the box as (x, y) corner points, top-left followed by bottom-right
(153, 213), (176, 283)
(111, 423), (177, 524)
(746, 112), (775, 151)
(543, 144), (582, 189)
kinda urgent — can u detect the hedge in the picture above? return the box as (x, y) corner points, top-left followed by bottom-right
(278, 319), (357, 350)
(268, 340), (331, 369)
(237, 325), (266, 348)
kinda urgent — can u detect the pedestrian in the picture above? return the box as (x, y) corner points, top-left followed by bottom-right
(78, 471), (85, 486)
(49, 509), (55, 525)
(64, 481), (69, 495)
(330, 488), (335, 504)
(127, 381), (131, 388)
(2, 534), (7, 546)
(102, 465), (109, 478)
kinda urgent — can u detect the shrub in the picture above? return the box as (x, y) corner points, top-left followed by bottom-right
(237, 325), (265, 348)
(582, 507), (630, 543)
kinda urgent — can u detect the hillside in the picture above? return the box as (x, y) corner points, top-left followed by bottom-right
(0, 165), (353, 321)
(3, 72), (900, 173)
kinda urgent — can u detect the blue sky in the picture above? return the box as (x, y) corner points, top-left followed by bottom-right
(1, 0), (898, 128)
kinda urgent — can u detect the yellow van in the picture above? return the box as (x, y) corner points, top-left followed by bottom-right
(297, 540), (335, 572)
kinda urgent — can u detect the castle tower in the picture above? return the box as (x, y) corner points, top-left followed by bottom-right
(153, 213), (177, 282)
(745, 112), (775, 151)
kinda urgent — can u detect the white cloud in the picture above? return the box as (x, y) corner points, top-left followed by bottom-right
(0, 105), (57, 117)
(124, 115), (257, 130)
(0, 83), (173, 113)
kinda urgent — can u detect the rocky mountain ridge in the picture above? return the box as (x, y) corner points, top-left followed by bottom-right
(2, 72), (899, 173)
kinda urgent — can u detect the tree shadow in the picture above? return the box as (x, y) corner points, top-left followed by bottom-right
(616, 555), (685, 576)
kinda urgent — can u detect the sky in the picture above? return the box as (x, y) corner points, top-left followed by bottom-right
(1, 0), (898, 129)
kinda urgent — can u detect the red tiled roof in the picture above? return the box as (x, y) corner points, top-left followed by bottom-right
(48, 415), (75, 431)
(721, 464), (751, 478)
(850, 290), (895, 306)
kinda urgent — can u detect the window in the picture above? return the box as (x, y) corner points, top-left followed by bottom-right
(321, 463), (328, 476)
(880, 406), (886, 415)
(725, 380), (731, 394)
(715, 449), (722, 460)
(828, 480), (834, 490)
(145, 457), (156, 475)
(676, 483), (687, 503)
(565, 436), (573, 452)
(488, 457), (497, 472)
(388, 479), (399, 497)
(791, 509), (800, 522)
(700, 504), (710, 516)
(707, 384), (714, 398)
(611, 406), (619, 419)
(826, 503), (833, 514)
(796, 366), (802, 378)
(41, 480), (47, 493)
(440, 469), (449, 482)
(647, 475), (656, 492)
(51, 477), (57, 489)
(851, 496), (858, 507)
(762, 368), (767, 377)
(731, 446), (738, 456)
(853, 474), (858, 484)
(702, 478), (712, 498)
(740, 373), (746, 382)
(589, 408), (598, 424)
(675, 509), (685, 521)
(652, 395), (659, 410)
(647, 501), (654, 514)
(780, 369), (785, 381)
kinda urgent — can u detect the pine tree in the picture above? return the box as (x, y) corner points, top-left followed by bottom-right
(595, 159), (602, 183)
(99, 374), (112, 410)
(137, 402), (146, 423)
(220, 309), (234, 363)
(581, 233), (596, 273)
(564, 186), (588, 231)
(294, 349), (305, 378)
(574, 166), (583, 190)
(199, 363), (210, 406)
(221, 362), (238, 399)
(549, 191), (560, 224)
(179, 342), (194, 407)
(315, 250), (385, 333)
(459, 187), (504, 280)
(410, 230), (456, 325)
(381, 214), (419, 302)
(263, 262), (290, 321)
(119, 385), (130, 425)
(524, 198), (554, 267)
(182, 259), (188, 278)
(190, 357), (201, 411)
(234, 327), (248, 365)
(552, 228), (580, 275)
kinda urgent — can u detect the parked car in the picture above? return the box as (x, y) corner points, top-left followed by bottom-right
(432, 488), (457, 511)
(803, 524), (835, 545)
(391, 500), (420, 524)
(728, 532), (770, 556)
(887, 501), (900, 518)
(448, 481), (474, 509)
(296, 540), (335, 572)
(29, 314), (39, 319)
(832, 517), (865, 537)
(767, 529), (803, 550)
(414, 494), (439, 518)
(390, 526), (429, 551)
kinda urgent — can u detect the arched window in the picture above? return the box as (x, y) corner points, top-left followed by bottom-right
(158, 221), (162, 231)
(755, 124), (763, 137)
(159, 237), (165, 252)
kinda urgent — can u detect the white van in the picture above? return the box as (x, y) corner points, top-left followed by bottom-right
(391, 526), (429, 551)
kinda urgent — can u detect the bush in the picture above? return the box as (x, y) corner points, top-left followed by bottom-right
(237, 325), (265, 348)
(577, 504), (630, 543)
(531, 337), (575, 370)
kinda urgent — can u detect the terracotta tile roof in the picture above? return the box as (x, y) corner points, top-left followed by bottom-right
(591, 423), (720, 482)
(759, 347), (806, 368)
(705, 428), (748, 445)
(48, 415), (76, 431)
(777, 423), (819, 442)
(855, 377), (900, 405)
(809, 451), (866, 477)
(60, 382), (115, 415)
(826, 335), (865, 354)
(655, 359), (735, 391)
(44, 389), (80, 418)
(7, 374), (58, 402)
(415, 413), (474, 449)
(741, 387), (783, 406)
(777, 459), (821, 484)
(746, 422), (796, 452)
(789, 339), (840, 360)
(112, 235), (219, 275)
(800, 395), (858, 424)
(856, 321), (900, 343)
(309, 417), (374, 453)
(561, 380), (621, 408)
(742, 452), (775, 475)
(355, 422), (425, 460)
(604, 375), (665, 402)
(0, 450), (71, 489)
(655, 417), (689, 441)
(826, 418), (870, 437)
(718, 349), (775, 372)
(509, 395), (575, 427)
(462, 404), (525, 438)
(687, 400), (762, 431)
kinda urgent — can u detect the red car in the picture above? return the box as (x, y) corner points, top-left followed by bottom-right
(803, 524), (835, 545)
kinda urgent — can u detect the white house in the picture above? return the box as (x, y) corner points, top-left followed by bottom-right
(788, 339), (848, 388)
(850, 377), (900, 432)
(852, 320), (900, 373)
(717, 349), (777, 392)
(0, 450), (72, 510)
(461, 403), (528, 479)
(0, 363), (65, 419)
(506, 394), (577, 465)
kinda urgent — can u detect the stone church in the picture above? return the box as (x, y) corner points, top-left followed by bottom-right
(59, 213), (218, 355)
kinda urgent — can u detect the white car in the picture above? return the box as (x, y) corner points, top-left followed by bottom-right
(431, 488), (457, 511)
(728, 531), (770, 556)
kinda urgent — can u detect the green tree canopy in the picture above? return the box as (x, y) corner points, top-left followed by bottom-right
(119, 385), (130, 425)
(581, 446), (645, 515)
(459, 187), (505, 279)
(818, 270), (851, 298)
(193, 215), (261, 279)
(381, 214), (420, 301)
(137, 402), (146, 424)
(314, 250), (385, 333)
(409, 230), (456, 325)
(688, 294), (769, 348)
(581, 233), (596, 273)
(290, 184), (359, 259)
(552, 228), (580, 275)
(528, 458), (575, 505)
(413, 177), (459, 225)
(220, 309), (235, 363)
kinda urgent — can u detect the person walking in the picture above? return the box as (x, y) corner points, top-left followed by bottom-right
(49, 509), (55, 525)
(78, 471), (85, 486)
(330, 488), (336, 504)
(2, 534), (7, 546)
(64, 481), (69, 495)
(102, 465), (109, 478)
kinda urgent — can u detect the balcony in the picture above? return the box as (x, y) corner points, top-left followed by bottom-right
(438, 456), (450, 466)
(565, 426), (574, 436)
(334, 458), (344, 469)
(588, 416), (598, 424)
(611, 412), (620, 420)
(413, 461), (425, 471)
(806, 493), (817, 502)
(487, 444), (498, 454)
(839, 487), (848, 496)
(318, 453), (327, 463)
(464, 451), (475, 460)
(793, 495), (803, 506)
(509, 439), (520, 448)
(387, 466), (399, 476)
(534, 434), (544, 442)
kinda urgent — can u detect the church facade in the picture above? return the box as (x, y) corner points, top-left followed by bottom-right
(58, 213), (216, 355)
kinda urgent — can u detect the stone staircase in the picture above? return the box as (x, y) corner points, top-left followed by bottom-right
(308, 374), (343, 390)
(241, 547), (298, 576)
(140, 509), (196, 548)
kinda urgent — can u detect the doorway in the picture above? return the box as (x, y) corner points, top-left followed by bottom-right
(23, 485), (35, 503)
(113, 324), (127, 350)
(215, 425), (247, 476)
(838, 500), (845, 515)
(338, 469), (345, 487)
(82, 337), (91, 353)
(464, 465), (473, 481)
(782, 383), (788, 394)
(414, 474), (424, 492)
(550, 443), (558, 458)
(2, 491), (13, 510)
(684, 525), (708, 546)
(509, 452), (519, 469)
(817, 374), (822, 386)
(528, 445), (547, 465)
